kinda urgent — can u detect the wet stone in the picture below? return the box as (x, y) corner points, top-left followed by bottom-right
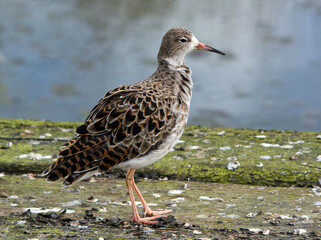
(153, 215), (184, 228)
(20, 209), (32, 217)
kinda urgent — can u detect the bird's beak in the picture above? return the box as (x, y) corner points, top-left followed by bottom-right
(196, 42), (225, 55)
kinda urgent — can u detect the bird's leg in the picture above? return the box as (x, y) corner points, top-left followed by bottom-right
(126, 169), (159, 224)
(131, 176), (172, 217)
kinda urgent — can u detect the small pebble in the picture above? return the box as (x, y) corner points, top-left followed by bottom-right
(172, 155), (185, 160)
(256, 135), (266, 139)
(220, 146), (231, 150)
(23, 207), (62, 214)
(226, 204), (237, 208)
(78, 225), (88, 229)
(246, 212), (257, 218)
(16, 220), (26, 225)
(294, 229), (307, 235)
(227, 161), (240, 170)
(8, 195), (19, 199)
(312, 187), (321, 196)
(249, 228), (262, 233)
(260, 143), (280, 147)
(3, 142), (13, 149)
(256, 163), (264, 167)
(289, 140), (304, 144)
(87, 196), (98, 202)
(316, 155), (321, 162)
(199, 196), (224, 201)
(111, 201), (130, 206)
(188, 145), (200, 150)
(18, 152), (48, 160)
(18, 154), (28, 159)
(22, 129), (34, 135)
(193, 230), (202, 235)
(196, 214), (208, 219)
(170, 197), (185, 203)
(217, 131), (225, 135)
(280, 145), (293, 149)
(143, 227), (155, 233)
(97, 207), (108, 212)
(159, 177), (168, 181)
(260, 155), (271, 160)
(152, 193), (161, 198)
(280, 214), (292, 220)
(299, 215), (309, 221)
(62, 200), (82, 207)
(257, 196), (264, 200)
(168, 190), (184, 195)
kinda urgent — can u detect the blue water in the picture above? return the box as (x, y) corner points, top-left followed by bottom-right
(0, 0), (320, 131)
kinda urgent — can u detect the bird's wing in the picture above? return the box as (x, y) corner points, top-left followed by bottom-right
(43, 84), (177, 185)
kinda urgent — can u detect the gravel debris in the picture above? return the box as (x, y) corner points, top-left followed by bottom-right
(260, 143), (280, 147)
(168, 190), (184, 195)
(219, 146), (231, 150)
(294, 228), (307, 235)
(199, 196), (224, 202)
(227, 161), (240, 170)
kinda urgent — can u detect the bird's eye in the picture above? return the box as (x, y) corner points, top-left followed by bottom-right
(179, 38), (187, 43)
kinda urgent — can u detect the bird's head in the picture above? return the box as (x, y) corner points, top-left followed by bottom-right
(157, 27), (225, 66)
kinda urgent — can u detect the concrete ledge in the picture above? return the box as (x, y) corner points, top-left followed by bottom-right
(0, 118), (320, 186)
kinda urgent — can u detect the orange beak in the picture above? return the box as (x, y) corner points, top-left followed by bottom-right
(196, 42), (225, 55)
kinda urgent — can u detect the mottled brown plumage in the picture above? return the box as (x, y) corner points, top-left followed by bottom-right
(43, 27), (225, 224)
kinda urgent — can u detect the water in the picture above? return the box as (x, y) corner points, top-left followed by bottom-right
(0, 0), (320, 131)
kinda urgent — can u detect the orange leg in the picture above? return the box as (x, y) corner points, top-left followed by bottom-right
(126, 169), (172, 224)
(131, 176), (172, 217)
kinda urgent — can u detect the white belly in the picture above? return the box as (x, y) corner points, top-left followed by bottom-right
(117, 116), (187, 170)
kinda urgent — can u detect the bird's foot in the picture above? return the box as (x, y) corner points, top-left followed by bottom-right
(131, 215), (159, 224)
(131, 209), (173, 224)
(144, 209), (173, 217)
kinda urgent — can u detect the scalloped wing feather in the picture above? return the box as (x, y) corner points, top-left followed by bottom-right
(43, 85), (178, 184)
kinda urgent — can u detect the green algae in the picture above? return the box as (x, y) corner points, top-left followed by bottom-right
(0, 118), (320, 186)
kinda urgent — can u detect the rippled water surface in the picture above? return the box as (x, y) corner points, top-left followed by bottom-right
(0, 0), (320, 131)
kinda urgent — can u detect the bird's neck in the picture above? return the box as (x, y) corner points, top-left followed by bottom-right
(156, 59), (193, 110)
(157, 58), (190, 73)
(160, 56), (185, 67)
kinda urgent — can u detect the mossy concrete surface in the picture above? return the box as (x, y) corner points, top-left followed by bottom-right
(0, 175), (320, 239)
(0, 118), (320, 239)
(0, 118), (320, 186)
